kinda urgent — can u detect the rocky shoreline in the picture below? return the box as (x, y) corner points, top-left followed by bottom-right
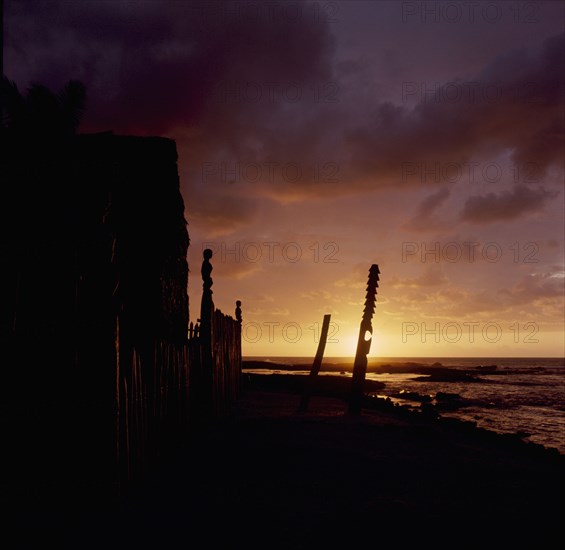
(242, 371), (564, 458)
(14, 369), (564, 548)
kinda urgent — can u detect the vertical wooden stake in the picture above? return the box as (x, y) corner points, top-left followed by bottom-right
(299, 314), (331, 412)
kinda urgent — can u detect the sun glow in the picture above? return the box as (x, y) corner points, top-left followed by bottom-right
(333, 331), (361, 358)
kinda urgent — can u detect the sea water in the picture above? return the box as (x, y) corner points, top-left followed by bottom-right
(243, 357), (565, 454)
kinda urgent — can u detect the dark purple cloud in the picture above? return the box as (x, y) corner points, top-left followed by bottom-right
(4, 1), (564, 206)
(4, 1), (563, 355)
(345, 31), (565, 192)
(404, 187), (451, 230)
(5, 0), (335, 135)
(505, 272), (565, 301)
(460, 185), (558, 223)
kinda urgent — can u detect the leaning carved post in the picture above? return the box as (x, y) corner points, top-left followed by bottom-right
(348, 264), (380, 415)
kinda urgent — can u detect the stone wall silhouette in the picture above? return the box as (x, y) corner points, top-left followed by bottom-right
(4, 132), (190, 502)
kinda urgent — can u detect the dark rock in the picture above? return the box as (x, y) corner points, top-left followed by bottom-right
(435, 391), (463, 401)
(475, 365), (498, 371)
(395, 389), (433, 402)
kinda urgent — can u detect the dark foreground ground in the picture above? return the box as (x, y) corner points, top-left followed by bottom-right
(12, 377), (565, 549)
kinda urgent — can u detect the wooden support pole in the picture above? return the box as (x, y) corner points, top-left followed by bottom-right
(348, 265), (380, 415)
(299, 314), (331, 412)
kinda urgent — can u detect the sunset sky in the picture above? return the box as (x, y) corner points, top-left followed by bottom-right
(5, 0), (564, 357)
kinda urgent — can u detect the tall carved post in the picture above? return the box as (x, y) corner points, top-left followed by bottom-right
(234, 300), (242, 401)
(199, 249), (214, 418)
(200, 248), (214, 325)
(348, 264), (380, 415)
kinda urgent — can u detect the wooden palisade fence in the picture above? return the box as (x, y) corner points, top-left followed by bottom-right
(116, 252), (242, 489)
(187, 250), (242, 423)
(5, 128), (243, 506)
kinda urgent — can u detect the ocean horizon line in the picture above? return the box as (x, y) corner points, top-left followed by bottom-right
(243, 355), (565, 360)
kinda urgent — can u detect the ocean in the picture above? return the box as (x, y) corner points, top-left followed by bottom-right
(243, 356), (565, 454)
